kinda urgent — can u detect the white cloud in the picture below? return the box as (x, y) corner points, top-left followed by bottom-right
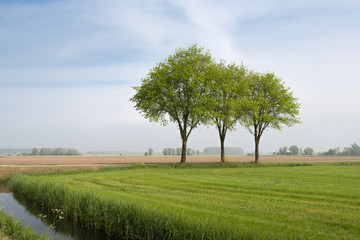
(0, 0), (359, 152)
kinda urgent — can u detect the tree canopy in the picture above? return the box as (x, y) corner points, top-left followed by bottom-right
(130, 44), (214, 163)
(206, 62), (248, 162)
(131, 44), (301, 164)
(241, 72), (301, 163)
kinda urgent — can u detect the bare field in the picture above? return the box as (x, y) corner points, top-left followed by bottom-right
(1, 155), (360, 165)
(1, 155), (359, 181)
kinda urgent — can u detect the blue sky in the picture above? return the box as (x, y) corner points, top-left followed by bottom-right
(0, 0), (359, 153)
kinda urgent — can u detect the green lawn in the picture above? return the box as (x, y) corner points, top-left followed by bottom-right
(10, 163), (360, 239)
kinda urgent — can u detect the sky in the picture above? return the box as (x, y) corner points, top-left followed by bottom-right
(0, 0), (359, 154)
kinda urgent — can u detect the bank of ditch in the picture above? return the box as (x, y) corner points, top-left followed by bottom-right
(1, 176), (46, 240)
(0, 209), (50, 240)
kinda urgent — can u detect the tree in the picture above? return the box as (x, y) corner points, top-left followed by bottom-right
(324, 148), (338, 155)
(66, 149), (80, 155)
(289, 145), (300, 155)
(148, 148), (153, 156)
(342, 143), (360, 156)
(203, 147), (244, 155)
(130, 44), (214, 163)
(162, 148), (168, 155)
(207, 62), (247, 162)
(240, 72), (301, 163)
(303, 147), (314, 155)
(31, 148), (38, 156)
(351, 143), (360, 156)
(176, 148), (182, 156)
(278, 146), (288, 155)
(186, 148), (192, 155)
(54, 147), (66, 155)
(39, 148), (53, 156)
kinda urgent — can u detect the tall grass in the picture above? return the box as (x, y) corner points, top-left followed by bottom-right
(0, 210), (50, 240)
(10, 175), (238, 239)
(9, 163), (360, 239)
(0, 177), (8, 186)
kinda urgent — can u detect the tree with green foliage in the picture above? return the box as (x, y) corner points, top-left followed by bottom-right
(240, 72), (301, 163)
(187, 148), (192, 155)
(278, 146), (288, 155)
(176, 148), (182, 156)
(54, 147), (66, 155)
(148, 148), (153, 156)
(130, 44), (214, 163)
(31, 148), (38, 156)
(324, 148), (339, 155)
(303, 147), (314, 155)
(342, 143), (360, 156)
(66, 148), (81, 155)
(162, 148), (168, 156)
(350, 143), (360, 155)
(39, 148), (54, 156)
(207, 62), (248, 162)
(289, 145), (300, 155)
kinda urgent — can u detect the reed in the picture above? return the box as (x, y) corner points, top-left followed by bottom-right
(10, 175), (240, 239)
(0, 210), (49, 240)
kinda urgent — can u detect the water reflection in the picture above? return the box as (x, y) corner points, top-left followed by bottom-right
(0, 192), (67, 239)
(0, 193), (114, 240)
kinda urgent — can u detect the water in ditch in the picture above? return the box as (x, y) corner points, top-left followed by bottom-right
(0, 192), (115, 240)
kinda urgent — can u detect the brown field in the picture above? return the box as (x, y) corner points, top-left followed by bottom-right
(1, 155), (360, 192)
(1, 155), (360, 166)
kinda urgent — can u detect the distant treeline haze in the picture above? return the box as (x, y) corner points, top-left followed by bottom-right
(162, 148), (200, 156)
(276, 143), (360, 156)
(23, 147), (81, 156)
(321, 143), (360, 156)
(203, 147), (244, 155)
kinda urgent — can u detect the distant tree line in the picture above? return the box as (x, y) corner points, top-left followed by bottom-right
(144, 148), (154, 156)
(23, 147), (81, 156)
(276, 146), (314, 156)
(321, 143), (360, 156)
(275, 143), (360, 156)
(162, 148), (200, 156)
(203, 147), (244, 155)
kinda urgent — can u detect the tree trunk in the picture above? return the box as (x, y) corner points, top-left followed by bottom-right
(255, 137), (260, 163)
(217, 122), (227, 163)
(220, 135), (225, 163)
(181, 137), (187, 164)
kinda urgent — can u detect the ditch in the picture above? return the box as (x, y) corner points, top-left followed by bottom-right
(0, 191), (115, 240)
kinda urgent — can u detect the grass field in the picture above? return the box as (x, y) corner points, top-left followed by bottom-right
(9, 163), (360, 239)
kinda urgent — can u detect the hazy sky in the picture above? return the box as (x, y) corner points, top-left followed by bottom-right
(0, 0), (359, 153)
